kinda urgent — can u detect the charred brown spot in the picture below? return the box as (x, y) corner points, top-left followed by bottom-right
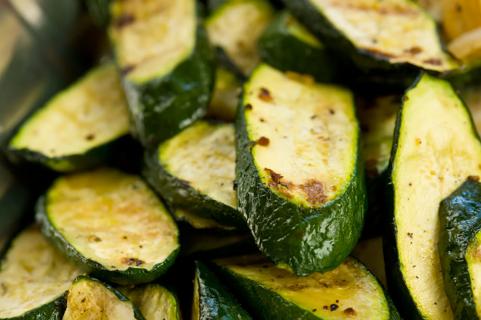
(330, 304), (339, 311)
(245, 104), (253, 110)
(310, 115), (318, 120)
(88, 235), (102, 242)
(81, 298), (86, 303)
(258, 87), (273, 102)
(329, 109), (335, 115)
(257, 136), (270, 146)
(365, 48), (395, 59)
(407, 232), (413, 238)
(265, 168), (284, 186)
(122, 235), (128, 240)
(121, 257), (145, 266)
(114, 14), (135, 28)
(423, 58), (442, 66)
(285, 283), (310, 290)
(469, 175), (480, 182)
(344, 308), (356, 316)
(300, 179), (327, 205)
(416, 138), (422, 145)
(260, 118), (266, 122)
(121, 65), (135, 76)
(85, 133), (95, 141)
(405, 46), (423, 55)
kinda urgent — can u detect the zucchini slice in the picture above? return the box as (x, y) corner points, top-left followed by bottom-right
(37, 168), (180, 284)
(214, 255), (399, 320)
(385, 74), (481, 319)
(192, 261), (252, 320)
(109, 0), (215, 146)
(0, 225), (82, 320)
(7, 64), (130, 172)
(144, 121), (244, 228)
(439, 178), (481, 319)
(63, 276), (144, 320)
(258, 11), (334, 82)
(121, 284), (181, 320)
(206, 0), (274, 75)
(236, 64), (365, 275)
(283, 0), (458, 73)
(359, 95), (400, 237)
(207, 66), (241, 121)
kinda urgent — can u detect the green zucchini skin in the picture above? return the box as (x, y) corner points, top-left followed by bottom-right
(143, 148), (245, 230)
(0, 295), (66, 320)
(235, 89), (366, 276)
(439, 178), (481, 320)
(36, 197), (179, 285)
(119, 14), (215, 147)
(258, 11), (334, 82)
(194, 261), (252, 320)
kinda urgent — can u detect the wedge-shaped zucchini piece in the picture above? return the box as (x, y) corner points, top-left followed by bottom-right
(121, 284), (181, 320)
(258, 11), (334, 82)
(439, 178), (481, 319)
(283, 0), (458, 73)
(214, 255), (400, 320)
(109, 0), (215, 146)
(207, 66), (241, 121)
(37, 168), (179, 284)
(64, 276), (144, 320)
(236, 64), (365, 275)
(7, 64), (130, 172)
(359, 95), (400, 237)
(206, 0), (274, 75)
(145, 121), (244, 228)
(384, 74), (481, 319)
(192, 261), (252, 320)
(0, 225), (82, 320)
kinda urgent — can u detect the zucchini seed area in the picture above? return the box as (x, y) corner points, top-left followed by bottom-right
(309, 0), (457, 71)
(219, 256), (389, 319)
(207, 0), (274, 74)
(0, 226), (82, 318)
(10, 64), (129, 158)
(245, 66), (357, 206)
(466, 231), (481, 315)
(393, 76), (481, 319)
(46, 168), (178, 271)
(109, 0), (196, 83)
(63, 278), (137, 320)
(122, 284), (179, 320)
(159, 122), (237, 208)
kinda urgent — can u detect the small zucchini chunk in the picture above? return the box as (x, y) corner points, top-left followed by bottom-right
(214, 255), (400, 320)
(144, 121), (244, 228)
(236, 64), (366, 275)
(258, 11), (334, 82)
(206, 0), (274, 75)
(359, 95), (400, 237)
(37, 168), (180, 284)
(63, 276), (144, 320)
(7, 64), (130, 172)
(0, 225), (82, 320)
(385, 74), (481, 319)
(109, 0), (215, 147)
(439, 178), (481, 319)
(283, 0), (458, 74)
(120, 284), (181, 320)
(192, 261), (252, 320)
(207, 66), (242, 121)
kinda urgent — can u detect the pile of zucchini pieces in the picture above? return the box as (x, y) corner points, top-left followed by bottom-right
(3, 0), (481, 319)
